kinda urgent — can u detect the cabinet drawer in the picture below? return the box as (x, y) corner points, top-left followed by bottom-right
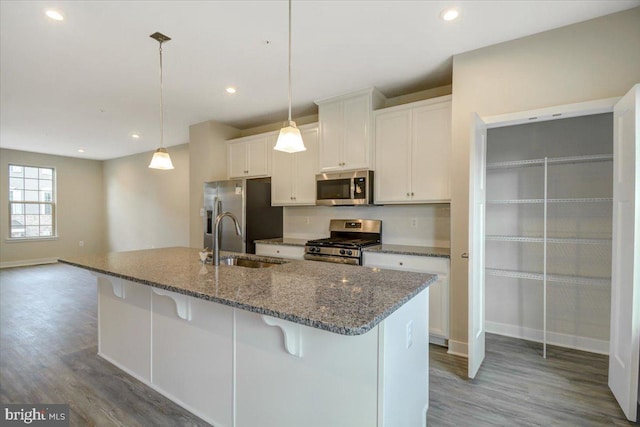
(363, 252), (449, 275)
(255, 243), (305, 260)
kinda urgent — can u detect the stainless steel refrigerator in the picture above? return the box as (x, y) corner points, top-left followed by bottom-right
(203, 178), (283, 254)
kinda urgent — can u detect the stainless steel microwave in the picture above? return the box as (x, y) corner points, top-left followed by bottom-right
(316, 170), (374, 206)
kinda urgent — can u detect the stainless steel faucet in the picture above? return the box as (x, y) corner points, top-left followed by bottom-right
(213, 211), (242, 266)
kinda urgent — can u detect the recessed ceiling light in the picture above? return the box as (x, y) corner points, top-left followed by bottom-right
(78, 148), (85, 153)
(226, 87), (237, 94)
(45, 9), (64, 21)
(131, 133), (140, 139)
(440, 7), (460, 22)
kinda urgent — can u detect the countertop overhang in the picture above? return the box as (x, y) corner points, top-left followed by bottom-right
(59, 247), (436, 336)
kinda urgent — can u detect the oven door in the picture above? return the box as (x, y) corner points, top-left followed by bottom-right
(304, 253), (361, 265)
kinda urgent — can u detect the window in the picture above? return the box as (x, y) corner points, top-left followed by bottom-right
(8, 165), (56, 238)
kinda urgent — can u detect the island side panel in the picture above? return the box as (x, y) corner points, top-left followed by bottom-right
(234, 310), (379, 427)
(379, 288), (429, 427)
(97, 274), (151, 382)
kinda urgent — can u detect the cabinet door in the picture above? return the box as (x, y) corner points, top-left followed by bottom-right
(374, 109), (411, 203)
(246, 136), (270, 177)
(319, 101), (344, 172)
(228, 142), (247, 178)
(294, 127), (319, 205)
(411, 102), (451, 202)
(343, 94), (371, 170)
(271, 148), (294, 205)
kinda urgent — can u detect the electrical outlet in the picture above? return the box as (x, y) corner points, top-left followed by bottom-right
(78, 241), (84, 247)
(406, 320), (413, 349)
(305, 216), (310, 225)
(410, 218), (418, 228)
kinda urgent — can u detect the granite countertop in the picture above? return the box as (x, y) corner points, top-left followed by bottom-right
(364, 244), (450, 258)
(59, 247), (436, 336)
(254, 237), (308, 247)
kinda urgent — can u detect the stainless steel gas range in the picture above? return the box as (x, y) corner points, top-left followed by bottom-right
(304, 219), (381, 265)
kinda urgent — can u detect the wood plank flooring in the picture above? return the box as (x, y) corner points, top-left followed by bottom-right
(1, 263), (637, 426)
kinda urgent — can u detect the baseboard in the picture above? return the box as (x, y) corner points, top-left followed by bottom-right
(0, 258), (58, 269)
(429, 335), (448, 347)
(485, 321), (609, 355)
(447, 339), (468, 358)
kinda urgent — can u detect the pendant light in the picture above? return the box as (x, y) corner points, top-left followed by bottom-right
(148, 32), (175, 170)
(273, 0), (306, 153)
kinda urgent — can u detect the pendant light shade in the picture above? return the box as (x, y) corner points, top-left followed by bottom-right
(148, 32), (175, 170)
(148, 147), (175, 170)
(274, 0), (306, 154)
(274, 120), (306, 153)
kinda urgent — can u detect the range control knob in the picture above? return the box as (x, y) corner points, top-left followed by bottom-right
(347, 250), (353, 256)
(339, 249), (346, 255)
(309, 247), (317, 253)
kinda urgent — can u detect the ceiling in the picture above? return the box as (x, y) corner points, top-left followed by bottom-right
(1, 1), (638, 161)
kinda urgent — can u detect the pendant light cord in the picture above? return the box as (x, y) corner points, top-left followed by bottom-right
(159, 40), (164, 148)
(287, 0), (292, 122)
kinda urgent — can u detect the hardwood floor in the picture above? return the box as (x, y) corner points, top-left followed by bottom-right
(1, 263), (637, 426)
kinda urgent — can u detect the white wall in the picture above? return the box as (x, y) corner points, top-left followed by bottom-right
(103, 144), (190, 252)
(0, 148), (105, 267)
(284, 204), (450, 248)
(450, 7), (640, 352)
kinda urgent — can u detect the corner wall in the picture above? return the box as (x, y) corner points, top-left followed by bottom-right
(0, 148), (105, 267)
(188, 120), (240, 248)
(449, 7), (640, 353)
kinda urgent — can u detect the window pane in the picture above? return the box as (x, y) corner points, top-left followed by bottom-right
(40, 191), (53, 202)
(9, 177), (24, 190)
(11, 203), (24, 214)
(40, 226), (53, 236)
(10, 228), (25, 238)
(25, 204), (39, 214)
(9, 165), (24, 177)
(11, 214), (24, 226)
(39, 180), (52, 191)
(25, 178), (38, 190)
(26, 215), (39, 225)
(24, 167), (38, 179)
(10, 190), (23, 201)
(24, 190), (38, 201)
(40, 215), (52, 225)
(39, 168), (53, 180)
(44, 204), (52, 215)
(25, 226), (39, 237)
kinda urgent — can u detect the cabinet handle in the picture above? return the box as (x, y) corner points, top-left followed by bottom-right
(277, 250), (280, 254)
(411, 192), (414, 196)
(406, 193), (410, 197)
(399, 262), (404, 266)
(461, 253), (469, 259)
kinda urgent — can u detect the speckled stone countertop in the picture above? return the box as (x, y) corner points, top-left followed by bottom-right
(254, 237), (308, 247)
(59, 247), (436, 336)
(364, 244), (450, 258)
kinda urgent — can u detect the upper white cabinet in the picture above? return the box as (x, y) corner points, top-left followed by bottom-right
(374, 96), (452, 204)
(271, 124), (319, 206)
(227, 133), (275, 179)
(316, 88), (386, 172)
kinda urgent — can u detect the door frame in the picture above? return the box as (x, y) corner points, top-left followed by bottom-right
(468, 96), (620, 379)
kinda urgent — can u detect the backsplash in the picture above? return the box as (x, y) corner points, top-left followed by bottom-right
(284, 204), (450, 248)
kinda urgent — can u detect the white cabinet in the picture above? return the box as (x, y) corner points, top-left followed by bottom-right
(255, 243), (305, 260)
(227, 133), (275, 178)
(316, 88), (385, 172)
(271, 124), (319, 206)
(363, 252), (450, 345)
(374, 96), (451, 204)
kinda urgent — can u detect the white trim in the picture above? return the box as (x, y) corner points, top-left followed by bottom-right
(486, 321), (609, 355)
(483, 97), (619, 129)
(0, 258), (58, 269)
(447, 340), (468, 358)
(4, 236), (59, 243)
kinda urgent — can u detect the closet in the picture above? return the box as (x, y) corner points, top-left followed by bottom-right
(484, 113), (613, 357)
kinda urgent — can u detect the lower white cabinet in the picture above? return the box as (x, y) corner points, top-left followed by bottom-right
(255, 243), (305, 260)
(363, 252), (450, 345)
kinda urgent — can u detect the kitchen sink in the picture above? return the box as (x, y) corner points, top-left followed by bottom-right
(220, 256), (284, 269)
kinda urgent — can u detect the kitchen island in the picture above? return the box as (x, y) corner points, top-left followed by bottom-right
(59, 247), (436, 427)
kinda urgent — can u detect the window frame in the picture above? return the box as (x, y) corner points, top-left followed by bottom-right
(7, 164), (57, 240)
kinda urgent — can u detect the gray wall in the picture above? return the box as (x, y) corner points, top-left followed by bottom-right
(449, 7), (640, 353)
(0, 148), (105, 266)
